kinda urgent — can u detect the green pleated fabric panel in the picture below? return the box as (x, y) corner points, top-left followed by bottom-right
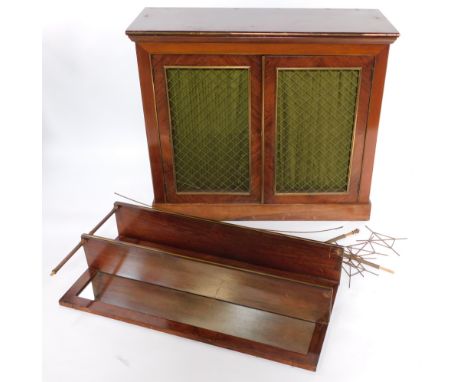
(166, 68), (250, 193)
(276, 69), (360, 193)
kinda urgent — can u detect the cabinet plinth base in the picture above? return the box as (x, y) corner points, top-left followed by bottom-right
(152, 202), (371, 221)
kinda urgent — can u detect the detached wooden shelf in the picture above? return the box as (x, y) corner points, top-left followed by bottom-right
(60, 202), (343, 370)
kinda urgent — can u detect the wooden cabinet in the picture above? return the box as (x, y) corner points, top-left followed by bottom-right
(127, 8), (399, 220)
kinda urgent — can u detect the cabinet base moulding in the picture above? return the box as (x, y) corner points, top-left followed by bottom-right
(152, 202), (371, 221)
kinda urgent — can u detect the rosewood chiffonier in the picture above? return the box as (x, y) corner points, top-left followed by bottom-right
(56, 9), (399, 372)
(126, 8), (399, 220)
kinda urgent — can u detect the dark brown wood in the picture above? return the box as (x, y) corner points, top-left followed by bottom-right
(117, 236), (340, 296)
(114, 202), (343, 282)
(60, 202), (344, 371)
(138, 42), (388, 56)
(128, 8), (398, 220)
(135, 45), (166, 203)
(82, 234), (334, 323)
(263, 55), (373, 204)
(115, 201), (343, 300)
(358, 46), (390, 203)
(92, 271), (316, 354)
(152, 54), (262, 203)
(126, 8), (399, 42)
(152, 202), (371, 221)
(60, 269), (327, 371)
(130, 35), (397, 45)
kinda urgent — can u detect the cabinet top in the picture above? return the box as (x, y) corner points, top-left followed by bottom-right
(126, 8), (399, 40)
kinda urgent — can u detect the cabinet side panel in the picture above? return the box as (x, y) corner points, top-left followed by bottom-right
(358, 46), (390, 202)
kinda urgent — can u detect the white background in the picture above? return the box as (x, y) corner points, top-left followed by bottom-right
(37, 0), (468, 381)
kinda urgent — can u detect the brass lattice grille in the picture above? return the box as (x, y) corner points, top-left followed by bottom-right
(275, 69), (360, 193)
(166, 68), (250, 193)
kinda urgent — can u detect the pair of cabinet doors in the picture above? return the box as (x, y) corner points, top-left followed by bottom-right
(152, 54), (373, 204)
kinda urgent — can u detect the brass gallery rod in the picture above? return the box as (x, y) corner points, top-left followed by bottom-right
(346, 253), (394, 274)
(50, 206), (118, 276)
(325, 228), (360, 243)
(325, 229), (394, 274)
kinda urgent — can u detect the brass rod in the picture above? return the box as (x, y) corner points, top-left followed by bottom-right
(266, 225), (343, 234)
(325, 228), (359, 243)
(50, 241), (83, 276)
(50, 206), (118, 276)
(88, 206), (119, 235)
(344, 253), (394, 274)
(114, 192), (152, 208)
(356, 238), (407, 243)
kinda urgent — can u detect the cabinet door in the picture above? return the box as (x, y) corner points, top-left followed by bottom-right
(153, 55), (262, 203)
(264, 56), (374, 204)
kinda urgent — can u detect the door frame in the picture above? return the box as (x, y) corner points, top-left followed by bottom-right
(152, 54), (263, 203)
(263, 55), (374, 204)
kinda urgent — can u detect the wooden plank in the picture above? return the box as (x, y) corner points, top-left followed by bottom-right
(114, 202), (343, 283)
(151, 202), (371, 221)
(60, 269), (326, 370)
(126, 8), (399, 38)
(119, 236), (339, 290)
(82, 235), (333, 323)
(138, 42), (389, 55)
(90, 272), (316, 354)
